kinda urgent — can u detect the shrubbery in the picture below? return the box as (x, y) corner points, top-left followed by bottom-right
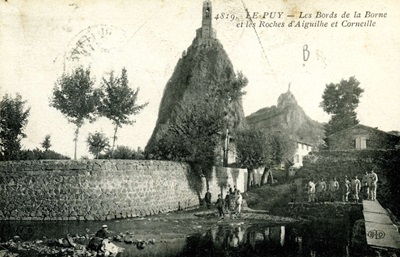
(99, 145), (145, 160)
(19, 148), (70, 160)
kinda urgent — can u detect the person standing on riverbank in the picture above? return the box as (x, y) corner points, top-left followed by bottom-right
(216, 194), (225, 218)
(352, 175), (361, 203)
(290, 180), (297, 203)
(369, 170), (378, 201)
(316, 178), (327, 203)
(225, 192), (231, 213)
(362, 171), (370, 200)
(227, 184), (233, 195)
(229, 190), (236, 212)
(205, 190), (212, 209)
(329, 177), (339, 202)
(307, 178), (316, 203)
(235, 190), (243, 214)
(342, 176), (351, 202)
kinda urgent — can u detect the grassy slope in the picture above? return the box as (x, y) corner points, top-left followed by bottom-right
(243, 183), (292, 211)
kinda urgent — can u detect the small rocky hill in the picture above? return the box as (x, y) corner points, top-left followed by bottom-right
(246, 90), (324, 145)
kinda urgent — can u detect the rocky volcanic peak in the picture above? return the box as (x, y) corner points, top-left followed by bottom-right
(277, 90), (297, 109)
(146, 0), (246, 152)
(246, 90), (324, 145)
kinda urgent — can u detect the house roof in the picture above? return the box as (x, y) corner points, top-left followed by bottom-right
(295, 140), (313, 146)
(324, 124), (400, 139)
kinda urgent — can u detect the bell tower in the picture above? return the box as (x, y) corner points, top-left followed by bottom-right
(196, 0), (216, 42)
(202, 0), (212, 38)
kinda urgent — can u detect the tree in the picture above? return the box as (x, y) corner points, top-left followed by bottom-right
(235, 129), (270, 189)
(97, 68), (148, 156)
(259, 131), (296, 185)
(320, 76), (364, 136)
(156, 91), (225, 189)
(149, 69), (247, 201)
(153, 71), (247, 188)
(86, 131), (110, 159)
(41, 134), (51, 151)
(0, 93), (30, 160)
(235, 129), (296, 188)
(50, 67), (98, 160)
(217, 71), (248, 166)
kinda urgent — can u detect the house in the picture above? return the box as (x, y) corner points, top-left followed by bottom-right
(324, 124), (400, 150)
(293, 141), (313, 168)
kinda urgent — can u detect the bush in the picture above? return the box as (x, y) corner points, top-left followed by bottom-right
(19, 148), (70, 160)
(99, 145), (144, 160)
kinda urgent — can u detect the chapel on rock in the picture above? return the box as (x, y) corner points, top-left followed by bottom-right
(195, 0), (217, 46)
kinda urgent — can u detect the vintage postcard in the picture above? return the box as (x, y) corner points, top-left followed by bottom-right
(0, 0), (399, 256)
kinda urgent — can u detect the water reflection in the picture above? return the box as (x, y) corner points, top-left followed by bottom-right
(176, 221), (352, 257)
(1, 219), (367, 257)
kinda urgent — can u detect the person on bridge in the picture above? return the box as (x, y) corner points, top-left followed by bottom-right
(369, 170), (378, 201)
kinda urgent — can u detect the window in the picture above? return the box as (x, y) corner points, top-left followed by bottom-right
(295, 155), (299, 163)
(205, 8), (210, 18)
(355, 136), (367, 149)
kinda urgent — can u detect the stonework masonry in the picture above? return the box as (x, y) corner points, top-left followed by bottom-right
(0, 160), (246, 221)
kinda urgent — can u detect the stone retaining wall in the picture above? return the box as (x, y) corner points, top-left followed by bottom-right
(0, 160), (246, 221)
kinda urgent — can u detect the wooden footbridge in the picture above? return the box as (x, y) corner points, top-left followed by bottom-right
(363, 200), (400, 251)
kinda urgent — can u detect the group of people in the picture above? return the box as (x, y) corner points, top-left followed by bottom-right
(205, 184), (243, 218)
(290, 169), (379, 204)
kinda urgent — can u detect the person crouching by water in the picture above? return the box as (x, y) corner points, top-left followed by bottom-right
(216, 194), (225, 218)
(88, 225), (111, 252)
(96, 224), (110, 238)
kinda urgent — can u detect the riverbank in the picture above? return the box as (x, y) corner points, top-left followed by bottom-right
(0, 205), (299, 257)
(2, 182), (395, 257)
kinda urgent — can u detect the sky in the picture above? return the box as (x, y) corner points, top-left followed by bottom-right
(1, 0), (399, 159)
